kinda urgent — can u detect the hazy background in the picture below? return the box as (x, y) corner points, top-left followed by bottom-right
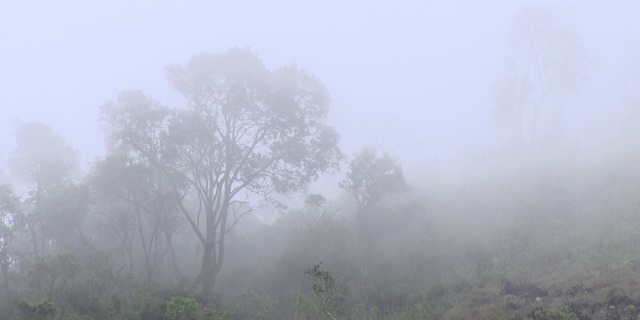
(1, 1), (639, 174)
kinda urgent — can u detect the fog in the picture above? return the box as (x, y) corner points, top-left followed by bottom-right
(1, 1), (640, 319)
(4, 1), (637, 170)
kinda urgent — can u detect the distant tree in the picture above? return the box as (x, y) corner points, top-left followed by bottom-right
(492, 6), (588, 146)
(9, 122), (78, 196)
(339, 147), (407, 282)
(0, 184), (21, 293)
(340, 146), (407, 218)
(90, 150), (182, 286)
(102, 48), (342, 305)
(8, 122), (78, 263)
(25, 253), (79, 300)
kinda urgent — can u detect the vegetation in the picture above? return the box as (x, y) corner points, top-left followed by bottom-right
(2, 8), (640, 319)
(3, 121), (640, 320)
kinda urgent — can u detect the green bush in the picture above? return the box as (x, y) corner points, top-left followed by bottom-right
(14, 298), (59, 320)
(166, 296), (229, 320)
(530, 305), (578, 320)
(232, 290), (275, 320)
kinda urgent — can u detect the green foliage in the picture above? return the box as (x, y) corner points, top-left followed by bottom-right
(530, 306), (578, 320)
(290, 291), (325, 320)
(232, 290), (275, 320)
(132, 291), (167, 320)
(165, 296), (228, 320)
(305, 263), (345, 320)
(306, 263), (335, 297)
(14, 298), (59, 320)
(26, 253), (79, 299)
(0, 183), (21, 290)
(166, 296), (203, 320)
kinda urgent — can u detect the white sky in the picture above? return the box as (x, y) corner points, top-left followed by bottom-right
(1, 1), (639, 178)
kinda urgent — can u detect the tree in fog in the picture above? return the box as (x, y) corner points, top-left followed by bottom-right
(340, 146), (407, 218)
(0, 184), (21, 293)
(102, 48), (342, 304)
(340, 147), (407, 281)
(90, 150), (182, 285)
(7, 122), (80, 297)
(492, 6), (588, 146)
(8, 122), (78, 261)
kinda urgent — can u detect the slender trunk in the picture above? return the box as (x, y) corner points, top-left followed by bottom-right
(134, 205), (153, 287)
(201, 197), (217, 305)
(201, 241), (215, 305)
(201, 199), (230, 306)
(29, 224), (39, 261)
(28, 223), (43, 294)
(165, 231), (180, 278)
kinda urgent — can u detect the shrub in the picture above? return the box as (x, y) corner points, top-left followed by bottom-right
(14, 298), (59, 320)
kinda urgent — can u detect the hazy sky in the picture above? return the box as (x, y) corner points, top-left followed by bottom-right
(1, 1), (639, 176)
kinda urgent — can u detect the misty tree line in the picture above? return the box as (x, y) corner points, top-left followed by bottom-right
(0, 47), (410, 319)
(2, 5), (640, 320)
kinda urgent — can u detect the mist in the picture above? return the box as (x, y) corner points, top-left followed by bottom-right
(1, 1), (640, 319)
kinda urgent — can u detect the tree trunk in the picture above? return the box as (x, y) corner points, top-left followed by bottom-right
(200, 200), (230, 306)
(200, 241), (216, 305)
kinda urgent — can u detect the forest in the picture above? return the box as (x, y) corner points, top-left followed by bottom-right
(2, 5), (640, 320)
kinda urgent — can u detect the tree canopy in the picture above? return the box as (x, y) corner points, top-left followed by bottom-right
(102, 48), (342, 304)
(340, 146), (407, 216)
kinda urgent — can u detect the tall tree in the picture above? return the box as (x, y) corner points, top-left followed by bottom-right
(9, 122), (78, 196)
(492, 6), (588, 146)
(102, 48), (342, 304)
(8, 122), (78, 261)
(340, 147), (407, 281)
(90, 150), (182, 285)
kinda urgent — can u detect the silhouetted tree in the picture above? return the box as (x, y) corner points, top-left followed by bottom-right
(91, 150), (182, 286)
(8, 122), (79, 292)
(0, 184), (21, 294)
(340, 146), (407, 218)
(339, 147), (407, 282)
(492, 6), (588, 146)
(102, 48), (342, 305)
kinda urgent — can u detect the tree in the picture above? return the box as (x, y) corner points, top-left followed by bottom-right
(8, 122), (78, 262)
(340, 146), (407, 218)
(25, 253), (79, 300)
(90, 150), (182, 286)
(102, 48), (342, 305)
(305, 263), (344, 320)
(0, 184), (21, 294)
(492, 6), (588, 146)
(9, 122), (78, 196)
(339, 147), (407, 282)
